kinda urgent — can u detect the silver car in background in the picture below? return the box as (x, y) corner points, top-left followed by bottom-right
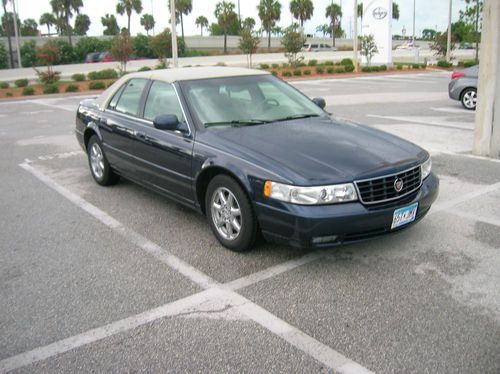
(448, 65), (478, 110)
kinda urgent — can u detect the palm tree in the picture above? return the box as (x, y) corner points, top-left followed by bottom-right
(289, 0), (313, 28)
(50, 0), (83, 46)
(257, 0), (281, 50)
(242, 17), (255, 31)
(215, 1), (237, 54)
(325, 3), (341, 47)
(1, 0), (13, 67)
(195, 15), (209, 36)
(116, 0), (143, 36)
(140, 13), (155, 35)
(392, 2), (400, 21)
(168, 0), (192, 41)
(39, 12), (56, 35)
(101, 14), (120, 36)
(74, 13), (90, 35)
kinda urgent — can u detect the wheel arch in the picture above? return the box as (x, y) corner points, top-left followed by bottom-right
(83, 122), (102, 152)
(195, 165), (253, 215)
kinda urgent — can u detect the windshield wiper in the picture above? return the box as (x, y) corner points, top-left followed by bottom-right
(273, 113), (321, 122)
(204, 119), (271, 128)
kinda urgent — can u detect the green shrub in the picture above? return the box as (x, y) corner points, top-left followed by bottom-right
(65, 84), (79, 92)
(297, 62), (307, 67)
(304, 69), (311, 75)
(6, 92), (13, 97)
(87, 69), (118, 80)
(307, 59), (317, 67)
(107, 80), (116, 87)
(71, 73), (86, 82)
(411, 63), (420, 69)
(22, 87), (35, 96)
(270, 70), (278, 76)
(420, 63), (427, 69)
(88, 81), (106, 90)
(335, 67), (345, 73)
(396, 64), (403, 70)
(344, 64), (355, 72)
(340, 58), (354, 66)
(437, 60), (452, 68)
(259, 63), (269, 69)
(379, 65), (387, 71)
(458, 59), (478, 68)
(138, 66), (152, 72)
(20, 40), (38, 67)
(282, 71), (292, 77)
(316, 67), (324, 74)
(0, 81), (9, 89)
(133, 34), (155, 59)
(271, 63), (279, 69)
(15, 79), (29, 88)
(215, 62), (226, 66)
(326, 67), (335, 74)
(43, 83), (59, 94)
(53, 39), (77, 65)
(0, 43), (8, 69)
(281, 62), (289, 68)
(323, 60), (334, 66)
(292, 69), (302, 76)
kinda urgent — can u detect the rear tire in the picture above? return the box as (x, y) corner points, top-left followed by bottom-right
(87, 135), (119, 186)
(206, 175), (257, 252)
(461, 88), (477, 110)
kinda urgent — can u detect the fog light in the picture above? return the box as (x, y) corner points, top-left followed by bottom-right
(312, 235), (338, 244)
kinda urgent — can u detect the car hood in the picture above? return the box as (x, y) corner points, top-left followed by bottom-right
(199, 116), (428, 185)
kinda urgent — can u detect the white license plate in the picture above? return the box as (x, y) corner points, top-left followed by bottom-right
(391, 203), (418, 229)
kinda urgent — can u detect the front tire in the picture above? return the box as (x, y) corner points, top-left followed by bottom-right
(206, 175), (257, 252)
(87, 135), (119, 186)
(461, 88), (477, 110)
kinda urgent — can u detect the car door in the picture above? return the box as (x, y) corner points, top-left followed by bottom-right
(99, 78), (150, 180)
(134, 80), (195, 204)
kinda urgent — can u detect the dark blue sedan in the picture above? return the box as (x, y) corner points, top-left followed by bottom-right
(75, 67), (439, 251)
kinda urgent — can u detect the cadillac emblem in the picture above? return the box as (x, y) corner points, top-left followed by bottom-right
(394, 178), (404, 192)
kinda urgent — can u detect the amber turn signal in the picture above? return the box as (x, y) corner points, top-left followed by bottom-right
(263, 181), (272, 197)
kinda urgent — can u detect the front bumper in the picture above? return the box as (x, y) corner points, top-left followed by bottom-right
(255, 173), (439, 248)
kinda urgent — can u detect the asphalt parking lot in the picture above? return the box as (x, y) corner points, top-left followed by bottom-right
(1, 71), (499, 373)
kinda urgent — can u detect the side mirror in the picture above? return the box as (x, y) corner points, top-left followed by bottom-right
(153, 114), (179, 131)
(312, 97), (326, 109)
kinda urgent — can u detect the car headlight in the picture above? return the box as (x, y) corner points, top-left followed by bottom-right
(264, 181), (358, 205)
(421, 157), (432, 179)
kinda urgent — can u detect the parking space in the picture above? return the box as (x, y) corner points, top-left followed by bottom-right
(1, 72), (499, 373)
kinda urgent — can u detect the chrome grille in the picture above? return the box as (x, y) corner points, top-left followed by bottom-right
(355, 166), (422, 204)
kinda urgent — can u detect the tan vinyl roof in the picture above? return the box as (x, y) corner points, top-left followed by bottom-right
(95, 66), (270, 109)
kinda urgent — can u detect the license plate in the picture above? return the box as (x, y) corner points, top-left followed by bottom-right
(391, 203), (418, 229)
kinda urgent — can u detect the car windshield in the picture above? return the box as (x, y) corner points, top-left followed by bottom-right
(180, 75), (325, 128)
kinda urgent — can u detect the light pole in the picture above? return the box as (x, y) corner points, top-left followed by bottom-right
(170, 0), (178, 67)
(446, 0), (452, 62)
(151, 0), (155, 35)
(353, 0), (358, 72)
(412, 0), (416, 43)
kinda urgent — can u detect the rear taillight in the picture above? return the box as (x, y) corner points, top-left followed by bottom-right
(451, 72), (465, 80)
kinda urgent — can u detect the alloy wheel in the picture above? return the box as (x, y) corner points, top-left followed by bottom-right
(211, 187), (242, 241)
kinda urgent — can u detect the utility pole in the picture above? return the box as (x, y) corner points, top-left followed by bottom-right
(238, 0), (241, 25)
(473, 0), (500, 158)
(170, 0), (178, 67)
(412, 0), (416, 43)
(151, 0), (155, 35)
(353, 0), (358, 72)
(474, 0), (480, 61)
(446, 0), (452, 62)
(12, 0), (22, 68)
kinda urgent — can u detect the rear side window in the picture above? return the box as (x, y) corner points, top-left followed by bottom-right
(114, 79), (148, 116)
(143, 81), (184, 122)
(311, 44), (318, 48)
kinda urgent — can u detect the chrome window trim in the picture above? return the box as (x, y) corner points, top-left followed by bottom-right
(354, 164), (423, 205)
(105, 81), (193, 138)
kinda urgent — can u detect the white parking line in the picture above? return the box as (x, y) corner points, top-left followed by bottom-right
(367, 114), (473, 131)
(431, 181), (500, 214)
(7, 162), (373, 374)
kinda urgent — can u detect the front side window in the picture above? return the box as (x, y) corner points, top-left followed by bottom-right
(143, 81), (184, 122)
(114, 79), (148, 116)
(180, 75), (325, 128)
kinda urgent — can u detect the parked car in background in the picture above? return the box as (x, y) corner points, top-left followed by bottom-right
(85, 52), (145, 64)
(85, 52), (102, 63)
(395, 42), (419, 50)
(448, 65), (478, 110)
(76, 67), (438, 252)
(302, 43), (337, 52)
(459, 43), (475, 50)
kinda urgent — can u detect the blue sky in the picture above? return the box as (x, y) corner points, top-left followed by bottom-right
(12, 0), (467, 38)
